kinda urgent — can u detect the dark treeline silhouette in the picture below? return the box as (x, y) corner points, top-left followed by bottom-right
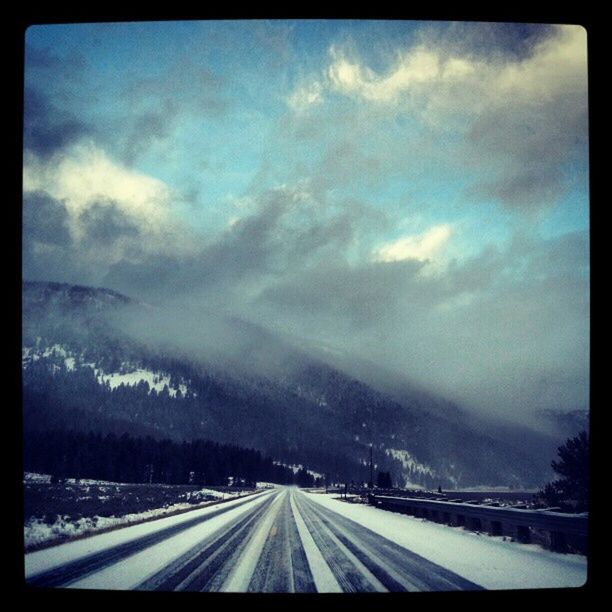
(24, 429), (321, 488)
(22, 352), (364, 485)
(376, 470), (392, 488)
(539, 430), (589, 512)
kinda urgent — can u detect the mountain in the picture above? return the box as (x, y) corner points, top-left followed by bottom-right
(535, 409), (589, 439)
(22, 280), (562, 488)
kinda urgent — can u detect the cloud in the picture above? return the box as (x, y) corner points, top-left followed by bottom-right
(373, 224), (452, 263)
(24, 43), (87, 78)
(24, 142), (176, 240)
(23, 86), (93, 158)
(121, 100), (180, 166)
(25, 38), (228, 167)
(325, 25), (586, 114)
(79, 201), (141, 247)
(462, 26), (588, 210)
(286, 80), (324, 113)
(118, 58), (228, 164)
(22, 142), (197, 284)
(22, 192), (71, 247)
(98, 183), (386, 304)
(249, 225), (589, 423)
(22, 192), (112, 286)
(293, 25), (587, 211)
(328, 44), (467, 104)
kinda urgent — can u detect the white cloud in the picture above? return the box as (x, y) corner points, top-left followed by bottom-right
(23, 141), (194, 259)
(327, 43), (476, 105)
(324, 26), (586, 122)
(493, 25), (587, 103)
(373, 224), (452, 263)
(286, 80), (324, 112)
(317, 25), (587, 209)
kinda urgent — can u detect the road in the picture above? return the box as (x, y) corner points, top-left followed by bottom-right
(25, 487), (484, 592)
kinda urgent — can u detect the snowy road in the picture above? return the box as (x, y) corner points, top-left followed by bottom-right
(25, 487), (586, 592)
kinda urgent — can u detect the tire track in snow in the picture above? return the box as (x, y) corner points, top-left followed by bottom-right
(293, 491), (384, 592)
(220, 489), (285, 592)
(246, 489), (316, 593)
(300, 493), (485, 592)
(135, 491), (279, 591)
(27, 491), (272, 588)
(289, 489), (343, 593)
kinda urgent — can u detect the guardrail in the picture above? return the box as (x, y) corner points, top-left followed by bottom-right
(369, 494), (588, 554)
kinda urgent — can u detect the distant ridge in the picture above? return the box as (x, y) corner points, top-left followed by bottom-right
(23, 280), (133, 303)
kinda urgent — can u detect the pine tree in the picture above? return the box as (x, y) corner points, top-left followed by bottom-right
(376, 470), (392, 488)
(540, 431), (589, 511)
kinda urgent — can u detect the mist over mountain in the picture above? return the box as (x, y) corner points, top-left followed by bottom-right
(22, 280), (572, 489)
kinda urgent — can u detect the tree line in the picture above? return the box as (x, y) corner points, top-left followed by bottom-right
(539, 430), (589, 512)
(23, 429), (322, 488)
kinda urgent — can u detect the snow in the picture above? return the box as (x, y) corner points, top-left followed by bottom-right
(24, 472), (52, 483)
(22, 345), (193, 398)
(222, 492), (284, 592)
(24, 484), (247, 549)
(289, 492), (342, 593)
(272, 461), (323, 480)
(304, 492), (587, 590)
(24, 473), (120, 486)
(66, 491), (274, 590)
(386, 448), (435, 477)
(95, 368), (188, 397)
(24, 490), (271, 580)
(448, 486), (539, 493)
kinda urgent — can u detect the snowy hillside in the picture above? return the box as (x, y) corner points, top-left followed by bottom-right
(23, 344), (193, 398)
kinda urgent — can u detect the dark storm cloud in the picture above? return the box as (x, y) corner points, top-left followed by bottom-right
(423, 22), (557, 62)
(23, 86), (92, 158)
(256, 258), (426, 330)
(22, 166), (587, 427)
(464, 91), (589, 210)
(122, 101), (179, 166)
(25, 43), (87, 76)
(23, 190), (165, 289)
(23, 192), (71, 246)
(22, 193), (97, 286)
(101, 187), (385, 303)
(79, 201), (141, 247)
(247, 226), (589, 424)
(24, 39), (228, 166)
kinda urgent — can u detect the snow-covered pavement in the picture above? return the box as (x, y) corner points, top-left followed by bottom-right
(24, 487), (587, 592)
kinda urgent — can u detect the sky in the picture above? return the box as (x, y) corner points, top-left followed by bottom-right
(22, 20), (590, 426)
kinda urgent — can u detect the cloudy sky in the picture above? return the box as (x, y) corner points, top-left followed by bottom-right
(23, 20), (589, 424)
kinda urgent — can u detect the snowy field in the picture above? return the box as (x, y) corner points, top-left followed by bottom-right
(24, 473), (261, 550)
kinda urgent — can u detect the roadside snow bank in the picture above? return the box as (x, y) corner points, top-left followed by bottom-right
(24, 487), (249, 550)
(25, 489), (272, 579)
(305, 492), (587, 590)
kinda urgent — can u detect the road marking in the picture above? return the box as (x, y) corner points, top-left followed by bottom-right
(221, 489), (284, 592)
(290, 490), (342, 593)
(298, 496), (387, 592)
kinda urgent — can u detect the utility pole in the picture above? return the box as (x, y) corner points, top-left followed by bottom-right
(369, 444), (373, 489)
